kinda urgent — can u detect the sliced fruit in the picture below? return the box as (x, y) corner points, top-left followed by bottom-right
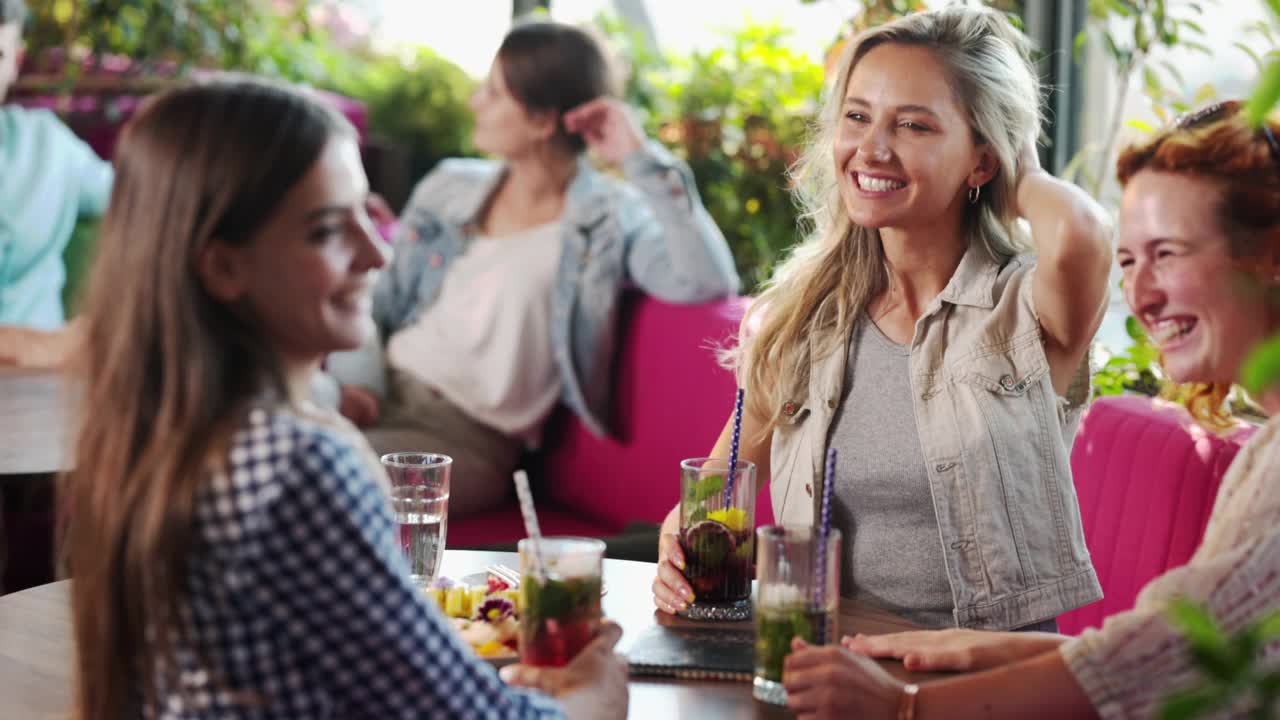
(682, 519), (736, 570)
(475, 640), (510, 657)
(707, 507), (749, 533)
(445, 586), (469, 618)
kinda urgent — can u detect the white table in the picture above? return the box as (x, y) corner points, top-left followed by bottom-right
(0, 551), (935, 719)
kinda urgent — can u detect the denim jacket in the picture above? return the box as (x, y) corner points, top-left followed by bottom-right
(769, 244), (1102, 630)
(328, 141), (739, 437)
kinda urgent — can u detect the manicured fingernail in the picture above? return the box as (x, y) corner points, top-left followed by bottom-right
(675, 558), (685, 570)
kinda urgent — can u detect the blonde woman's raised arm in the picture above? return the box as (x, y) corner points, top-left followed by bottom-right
(1017, 138), (1113, 392)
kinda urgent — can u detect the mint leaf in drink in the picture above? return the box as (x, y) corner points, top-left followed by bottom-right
(789, 609), (813, 643)
(694, 474), (725, 502)
(523, 576), (601, 623)
(756, 606), (823, 682)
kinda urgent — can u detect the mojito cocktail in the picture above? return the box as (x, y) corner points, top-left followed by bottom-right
(752, 525), (841, 706)
(679, 458), (756, 621)
(518, 537), (605, 667)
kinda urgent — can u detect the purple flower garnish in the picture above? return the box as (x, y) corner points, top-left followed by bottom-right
(429, 576), (457, 590)
(474, 597), (515, 623)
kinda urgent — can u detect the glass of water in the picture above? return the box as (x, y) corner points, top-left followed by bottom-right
(382, 452), (452, 587)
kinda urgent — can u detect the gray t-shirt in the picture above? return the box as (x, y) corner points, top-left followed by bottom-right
(826, 317), (955, 628)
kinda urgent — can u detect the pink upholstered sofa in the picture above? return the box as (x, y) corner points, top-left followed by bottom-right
(448, 293), (775, 547)
(1058, 395), (1257, 634)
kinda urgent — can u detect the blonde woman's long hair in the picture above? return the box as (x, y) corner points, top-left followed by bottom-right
(65, 79), (353, 720)
(736, 6), (1042, 437)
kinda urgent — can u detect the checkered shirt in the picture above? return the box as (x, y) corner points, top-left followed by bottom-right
(147, 406), (564, 719)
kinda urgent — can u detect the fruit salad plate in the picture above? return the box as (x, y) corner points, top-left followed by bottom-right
(425, 573), (521, 666)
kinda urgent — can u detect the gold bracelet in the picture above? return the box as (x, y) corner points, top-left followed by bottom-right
(897, 683), (920, 720)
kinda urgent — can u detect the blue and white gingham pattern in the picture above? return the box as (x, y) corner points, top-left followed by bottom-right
(148, 406), (564, 719)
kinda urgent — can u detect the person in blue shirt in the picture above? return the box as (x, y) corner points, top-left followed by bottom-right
(0, 0), (114, 367)
(63, 77), (626, 720)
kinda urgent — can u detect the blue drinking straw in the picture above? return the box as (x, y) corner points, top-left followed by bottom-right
(723, 388), (745, 508)
(813, 447), (836, 641)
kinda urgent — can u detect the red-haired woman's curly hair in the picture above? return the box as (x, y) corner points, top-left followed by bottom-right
(1115, 100), (1280, 431)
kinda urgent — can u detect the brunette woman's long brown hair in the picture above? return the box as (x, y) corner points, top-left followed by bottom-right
(1116, 100), (1280, 430)
(65, 78), (352, 720)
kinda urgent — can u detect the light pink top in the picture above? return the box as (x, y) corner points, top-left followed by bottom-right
(386, 221), (562, 447)
(1061, 413), (1280, 718)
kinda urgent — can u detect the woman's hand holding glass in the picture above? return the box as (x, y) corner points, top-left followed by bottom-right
(651, 510), (694, 614)
(501, 621), (629, 720)
(783, 638), (903, 720)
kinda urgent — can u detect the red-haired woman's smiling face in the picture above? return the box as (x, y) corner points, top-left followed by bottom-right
(1118, 170), (1275, 385)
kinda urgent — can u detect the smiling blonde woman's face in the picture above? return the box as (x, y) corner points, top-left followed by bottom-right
(833, 43), (991, 232)
(1118, 170), (1276, 385)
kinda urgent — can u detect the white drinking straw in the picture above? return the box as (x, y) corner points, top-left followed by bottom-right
(513, 469), (546, 581)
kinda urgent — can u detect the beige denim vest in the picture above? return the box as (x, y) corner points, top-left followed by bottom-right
(770, 244), (1102, 630)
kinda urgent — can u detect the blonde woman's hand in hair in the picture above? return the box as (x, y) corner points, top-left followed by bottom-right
(501, 621), (628, 719)
(563, 98), (644, 167)
(1015, 126), (1112, 393)
(1017, 125), (1044, 181)
(843, 628), (1068, 673)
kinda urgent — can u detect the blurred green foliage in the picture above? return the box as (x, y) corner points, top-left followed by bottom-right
(1160, 599), (1280, 720)
(26, 1), (476, 307)
(1063, 0), (1220, 199)
(1092, 315), (1161, 397)
(22, 0), (476, 189)
(24, 0), (265, 78)
(613, 20), (824, 291)
(330, 48), (476, 184)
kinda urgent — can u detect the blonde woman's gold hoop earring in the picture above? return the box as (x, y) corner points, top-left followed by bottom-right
(967, 185), (980, 205)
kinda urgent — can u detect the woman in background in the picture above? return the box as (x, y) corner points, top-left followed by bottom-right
(331, 19), (739, 517)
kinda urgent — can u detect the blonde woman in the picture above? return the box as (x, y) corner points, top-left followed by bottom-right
(652, 6), (1112, 632)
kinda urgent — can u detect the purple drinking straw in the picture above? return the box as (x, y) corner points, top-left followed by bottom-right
(813, 447), (836, 642)
(723, 388), (745, 509)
